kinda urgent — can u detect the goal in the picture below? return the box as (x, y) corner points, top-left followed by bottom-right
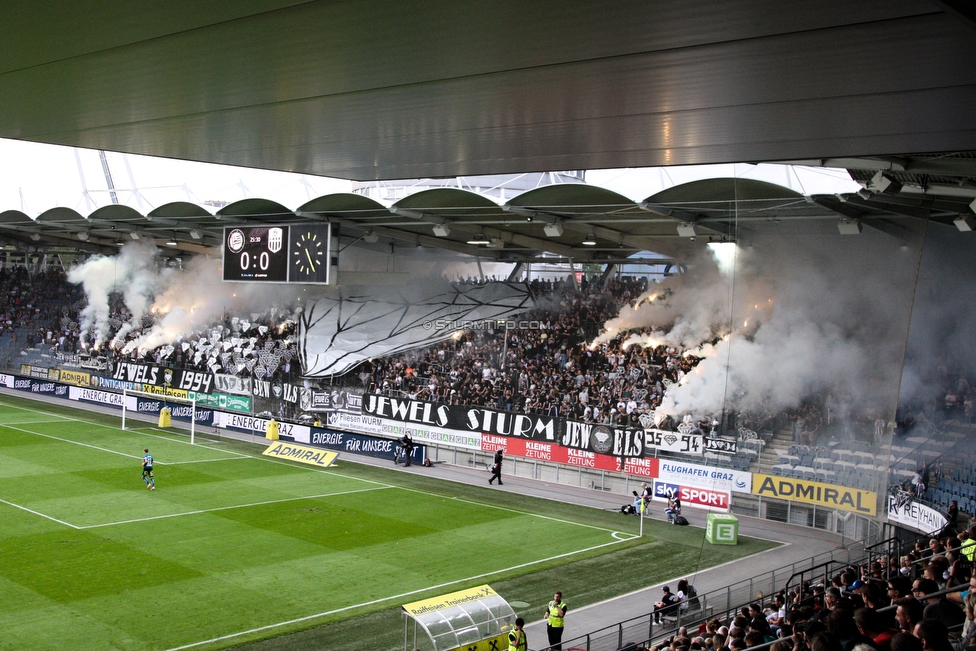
(122, 388), (199, 444)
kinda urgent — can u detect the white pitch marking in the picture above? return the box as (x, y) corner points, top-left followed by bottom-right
(1, 423), (144, 460)
(0, 497), (80, 529)
(162, 536), (630, 651)
(78, 486), (388, 529)
(157, 457), (249, 466)
(0, 419), (69, 425)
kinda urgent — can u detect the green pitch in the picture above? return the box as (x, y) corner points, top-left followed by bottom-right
(0, 395), (771, 651)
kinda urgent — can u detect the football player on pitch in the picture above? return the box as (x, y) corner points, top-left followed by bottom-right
(142, 448), (156, 490)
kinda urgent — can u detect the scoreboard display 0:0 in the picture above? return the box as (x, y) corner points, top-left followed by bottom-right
(222, 226), (289, 282)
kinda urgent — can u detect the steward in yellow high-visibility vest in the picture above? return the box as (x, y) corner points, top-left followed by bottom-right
(962, 529), (976, 562)
(507, 617), (527, 651)
(543, 591), (567, 650)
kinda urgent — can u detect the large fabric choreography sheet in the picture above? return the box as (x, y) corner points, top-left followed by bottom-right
(300, 282), (533, 377)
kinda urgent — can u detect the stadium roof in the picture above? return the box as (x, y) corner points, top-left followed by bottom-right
(0, 1), (973, 181)
(0, 2), (974, 262)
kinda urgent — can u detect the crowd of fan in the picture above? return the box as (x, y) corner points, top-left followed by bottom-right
(636, 524), (976, 651)
(364, 276), (723, 427)
(0, 267), (75, 338)
(2, 268), (302, 383)
(4, 265), (958, 445)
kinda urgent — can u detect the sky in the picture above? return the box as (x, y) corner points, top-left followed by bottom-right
(0, 138), (860, 218)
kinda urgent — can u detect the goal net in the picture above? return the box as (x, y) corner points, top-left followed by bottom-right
(122, 388), (199, 444)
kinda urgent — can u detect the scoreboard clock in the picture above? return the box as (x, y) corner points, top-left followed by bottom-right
(289, 223), (333, 284)
(222, 226), (289, 282)
(222, 223), (334, 284)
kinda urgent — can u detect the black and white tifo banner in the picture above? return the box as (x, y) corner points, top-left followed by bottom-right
(643, 429), (704, 456)
(300, 282), (534, 377)
(361, 393), (559, 443)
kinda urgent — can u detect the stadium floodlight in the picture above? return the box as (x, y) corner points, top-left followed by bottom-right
(30, 232), (41, 241)
(432, 224), (451, 237)
(581, 229), (597, 245)
(129, 231), (141, 240)
(837, 219), (862, 235)
(363, 230), (379, 243)
(543, 222), (564, 237)
(77, 231), (90, 241)
(676, 223), (697, 238)
(870, 170), (902, 194)
(954, 215), (976, 232)
(189, 229), (203, 240)
(122, 387), (198, 444)
(487, 237), (504, 248)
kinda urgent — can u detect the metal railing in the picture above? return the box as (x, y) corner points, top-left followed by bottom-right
(545, 536), (881, 651)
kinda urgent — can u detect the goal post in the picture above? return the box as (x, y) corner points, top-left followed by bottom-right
(122, 388), (198, 444)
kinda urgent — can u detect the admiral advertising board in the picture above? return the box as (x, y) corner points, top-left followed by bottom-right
(887, 496), (947, 534)
(752, 473), (877, 516)
(58, 369), (91, 387)
(653, 480), (731, 511)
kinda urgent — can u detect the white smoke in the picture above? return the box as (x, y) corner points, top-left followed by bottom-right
(122, 256), (301, 353)
(68, 241), (162, 347)
(594, 223), (924, 417)
(68, 243), (304, 354)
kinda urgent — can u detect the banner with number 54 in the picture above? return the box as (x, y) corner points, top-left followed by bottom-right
(643, 428), (703, 456)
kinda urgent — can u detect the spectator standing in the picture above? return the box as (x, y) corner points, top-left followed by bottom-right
(543, 590), (568, 651)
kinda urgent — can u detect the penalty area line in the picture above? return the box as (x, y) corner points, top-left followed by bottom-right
(163, 535), (631, 651)
(78, 486), (390, 529)
(0, 497), (80, 529)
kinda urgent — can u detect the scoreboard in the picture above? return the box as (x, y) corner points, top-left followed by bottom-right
(222, 223), (335, 284)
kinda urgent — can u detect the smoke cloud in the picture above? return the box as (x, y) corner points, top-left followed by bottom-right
(595, 221), (926, 418)
(68, 243), (304, 354)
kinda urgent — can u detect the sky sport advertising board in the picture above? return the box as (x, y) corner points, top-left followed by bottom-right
(653, 480), (730, 512)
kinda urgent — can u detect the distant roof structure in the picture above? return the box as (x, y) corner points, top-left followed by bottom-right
(4, 168), (974, 264)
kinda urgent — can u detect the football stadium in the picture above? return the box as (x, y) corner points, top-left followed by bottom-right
(2, 4), (976, 651)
